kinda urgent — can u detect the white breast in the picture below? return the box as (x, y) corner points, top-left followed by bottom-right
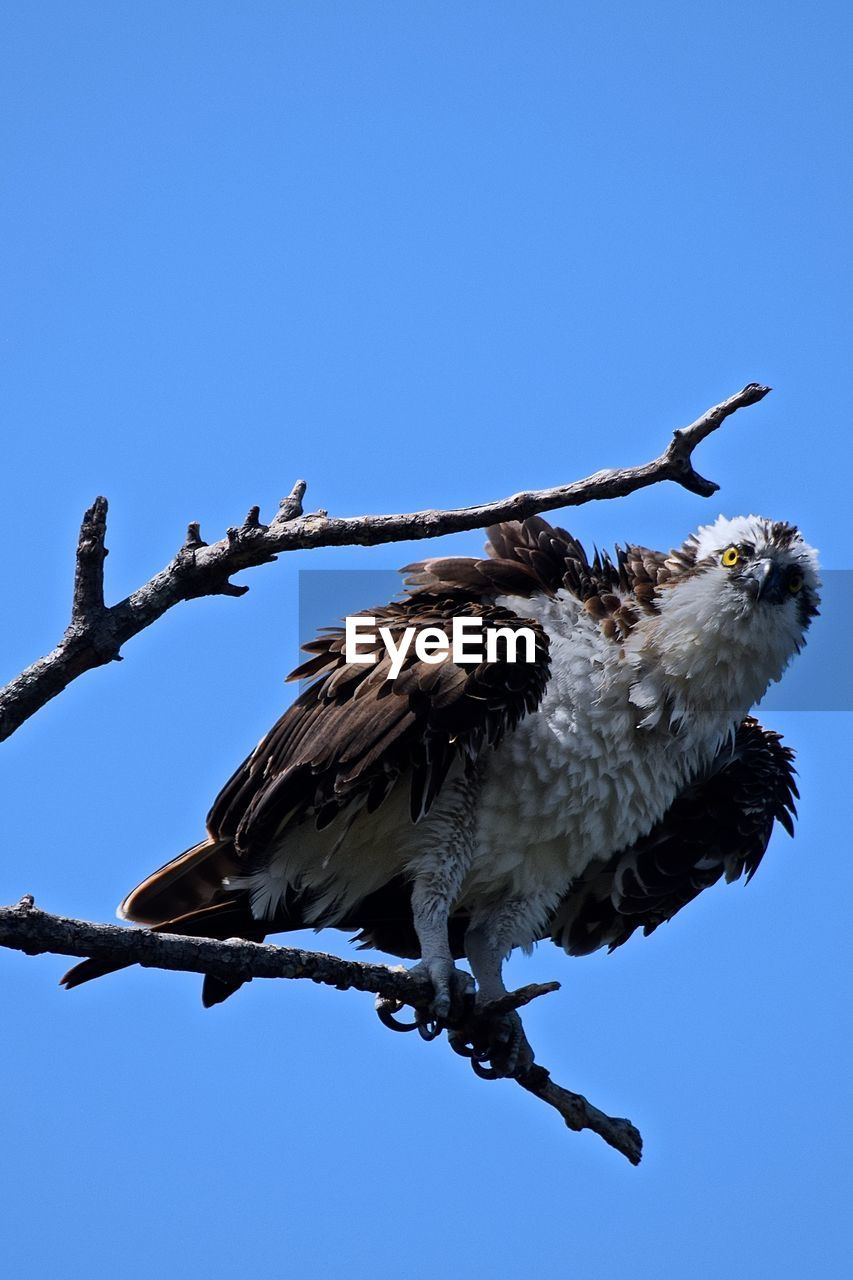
(464, 590), (734, 906)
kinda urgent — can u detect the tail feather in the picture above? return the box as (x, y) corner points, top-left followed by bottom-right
(62, 841), (446, 1006)
(60, 898), (267, 1003)
(60, 955), (131, 990)
(119, 838), (237, 925)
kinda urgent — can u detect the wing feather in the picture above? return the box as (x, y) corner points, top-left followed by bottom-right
(552, 717), (798, 957)
(403, 516), (698, 643)
(205, 596), (550, 854)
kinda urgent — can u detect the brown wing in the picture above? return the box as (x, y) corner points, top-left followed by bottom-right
(65, 593), (550, 998)
(204, 595), (550, 857)
(552, 717), (798, 957)
(116, 598), (550, 936)
(404, 516), (697, 642)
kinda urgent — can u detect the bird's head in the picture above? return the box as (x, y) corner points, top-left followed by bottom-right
(630, 515), (820, 732)
(683, 514), (820, 636)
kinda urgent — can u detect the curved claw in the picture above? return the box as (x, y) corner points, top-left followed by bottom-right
(471, 1057), (502, 1081)
(447, 1033), (475, 1058)
(417, 1016), (443, 1042)
(375, 996), (420, 1033)
(463, 1007), (536, 1080)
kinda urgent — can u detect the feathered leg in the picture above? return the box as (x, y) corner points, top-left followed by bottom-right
(409, 854), (475, 1025)
(459, 893), (556, 1077)
(407, 775), (479, 1026)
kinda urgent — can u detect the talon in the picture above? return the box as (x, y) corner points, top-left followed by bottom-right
(408, 959), (474, 1030)
(471, 1057), (502, 1080)
(447, 1031), (475, 1058)
(375, 996), (419, 1033)
(467, 1007), (535, 1079)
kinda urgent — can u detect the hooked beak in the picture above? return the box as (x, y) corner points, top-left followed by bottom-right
(747, 558), (784, 603)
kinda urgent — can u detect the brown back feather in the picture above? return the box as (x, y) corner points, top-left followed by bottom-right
(405, 516), (698, 643)
(207, 596), (550, 856)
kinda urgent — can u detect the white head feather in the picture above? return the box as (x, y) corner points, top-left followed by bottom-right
(689, 513), (820, 579)
(627, 515), (820, 748)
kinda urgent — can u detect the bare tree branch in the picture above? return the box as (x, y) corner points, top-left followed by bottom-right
(71, 496), (109, 626)
(516, 1067), (642, 1163)
(0, 384), (769, 742)
(0, 897), (642, 1164)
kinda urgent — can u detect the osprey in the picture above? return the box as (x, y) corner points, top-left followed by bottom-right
(64, 514), (819, 1073)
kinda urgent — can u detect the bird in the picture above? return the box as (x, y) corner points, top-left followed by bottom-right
(63, 513), (819, 1074)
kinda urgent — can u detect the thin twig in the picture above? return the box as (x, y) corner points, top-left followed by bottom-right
(0, 898), (641, 1164)
(0, 385), (769, 742)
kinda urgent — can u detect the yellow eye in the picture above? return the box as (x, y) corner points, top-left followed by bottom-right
(788, 571), (804, 594)
(721, 546), (740, 568)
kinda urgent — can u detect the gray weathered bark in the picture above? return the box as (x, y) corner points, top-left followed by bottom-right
(0, 383), (769, 741)
(0, 897), (642, 1164)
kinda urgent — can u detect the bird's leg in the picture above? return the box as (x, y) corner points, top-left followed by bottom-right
(408, 853), (474, 1030)
(462, 924), (532, 1077)
(404, 773), (481, 1030)
(455, 896), (552, 1078)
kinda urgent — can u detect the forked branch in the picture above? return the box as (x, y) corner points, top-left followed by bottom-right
(0, 384), (769, 742)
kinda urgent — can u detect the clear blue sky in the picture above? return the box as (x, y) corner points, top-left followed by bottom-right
(2, 4), (851, 1277)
